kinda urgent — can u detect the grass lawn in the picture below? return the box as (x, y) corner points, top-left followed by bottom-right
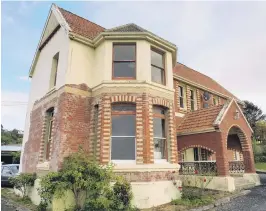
(1, 188), (37, 210)
(255, 162), (266, 170)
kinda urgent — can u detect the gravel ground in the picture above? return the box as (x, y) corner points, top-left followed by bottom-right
(211, 173), (266, 211)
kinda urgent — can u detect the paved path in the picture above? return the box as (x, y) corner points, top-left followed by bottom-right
(213, 173), (266, 211)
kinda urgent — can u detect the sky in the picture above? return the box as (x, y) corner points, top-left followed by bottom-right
(1, 1), (266, 130)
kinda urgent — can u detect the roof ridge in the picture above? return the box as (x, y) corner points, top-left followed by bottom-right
(105, 23), (146, 32)
(57, 5), (105, 30)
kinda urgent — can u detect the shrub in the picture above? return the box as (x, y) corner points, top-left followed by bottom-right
(39, 151), (134, 211)
(9, 173), (36, 199)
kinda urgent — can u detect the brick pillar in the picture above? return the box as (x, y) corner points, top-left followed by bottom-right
(136, 97), (144, 164)
(143, 93), (153, 164)
(100, 95), (111, 164)
(168, 103), (178, 163)
(243, 150), (256, 173)
(216, 132), (229, 176)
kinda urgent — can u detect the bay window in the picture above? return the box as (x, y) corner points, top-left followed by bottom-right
(111, 104), (136, 162)
(113, 44), (136, 79)
(153, 106), (167, 161)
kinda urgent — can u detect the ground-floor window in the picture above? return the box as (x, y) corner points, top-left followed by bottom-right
(194, 148), (211, 161)
(153, 106), (167, 161)
(45, 107), (54, 160)
(111, 103), (136, 162)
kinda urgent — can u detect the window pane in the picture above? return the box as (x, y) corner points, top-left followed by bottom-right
(190, 90), (194, 100)
(151, 66), (164, 84)
(112, 115), (135, 136)
(179, 86), (183, 97)
(191, 100), (194, 111)
(153, 106), (165, 115)
(154, 138), (166, 159)
(180, 97), (184, 108)
(153, 118), (165, 138)
(114, 62), (135, 78)
(151, 50), (163, 68)
(111, 137), (135, 160)
(112, 104), (136, 112)
(114, 45), (135, 61)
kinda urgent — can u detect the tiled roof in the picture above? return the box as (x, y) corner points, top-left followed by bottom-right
(173, 63), (238, 100)
(177, 105), (224, 134)
(58, 7), (105, 40)
(106, 23), (146, 32)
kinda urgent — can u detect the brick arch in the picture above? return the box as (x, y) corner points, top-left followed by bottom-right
(110, 95), (137, 103)
(226, 124), (250, 152)
(152, 97), (171, 108)
(178, 145), (216, 154)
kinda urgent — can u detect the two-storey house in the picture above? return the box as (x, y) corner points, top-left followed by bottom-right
(21, 4), (259, 209)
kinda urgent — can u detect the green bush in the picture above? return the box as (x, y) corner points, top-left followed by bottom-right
(9, 173), (36, 199)
(39, 151), (134, 211)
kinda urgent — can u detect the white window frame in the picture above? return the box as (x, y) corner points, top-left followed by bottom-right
(178, 85), (187, 110)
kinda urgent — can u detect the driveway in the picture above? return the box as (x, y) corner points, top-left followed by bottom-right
(213, 173), (266, 211)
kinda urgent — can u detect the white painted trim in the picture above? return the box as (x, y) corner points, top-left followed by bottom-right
(213, 100), (233, 126)
(233, 99), (254, 133)
(177, 128), (217, 136)
(175, 112), (185, 117)
(113, 163), (180, 172)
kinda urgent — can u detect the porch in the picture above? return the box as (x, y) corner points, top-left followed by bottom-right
(175, 101), (260, 191)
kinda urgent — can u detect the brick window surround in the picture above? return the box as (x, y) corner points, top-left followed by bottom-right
(95, 94), (177, 165)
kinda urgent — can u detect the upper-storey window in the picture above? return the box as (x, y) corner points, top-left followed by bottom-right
(178, 86), (185, 108)
(151, 49), (165, 85)
(113, 44), (136, 79)
(190, 90), (196, 111)
(49, 52), (59, 90)
(213, 96), (218, 106)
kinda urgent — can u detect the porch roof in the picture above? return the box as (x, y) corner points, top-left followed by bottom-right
(177, 104), (225, 135)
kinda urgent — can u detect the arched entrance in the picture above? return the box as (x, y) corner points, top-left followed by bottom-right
(227, 126), (255, 174)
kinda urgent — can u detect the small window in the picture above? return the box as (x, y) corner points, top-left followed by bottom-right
(45, 107), (54, 160)
(49, 52), (59, 90)
(151, 49), (165, 85)
(190, 90), (195, 111)
(178, 86), (185, 108)
(93, 105), (99, 157)
(113, 44), (136, 79)
(111, 104), (136, 161)
(213, 96), (218, 106)
(153, 106), (167, 160)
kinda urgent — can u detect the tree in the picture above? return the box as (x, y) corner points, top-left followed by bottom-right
(254, 121), (266, 143)
(1, 125), (23, 145)
(243, 100), (266, 129)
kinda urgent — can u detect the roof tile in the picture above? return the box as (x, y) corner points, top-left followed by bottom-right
(58, 7), (105, 40)
(177, 105), (224, 134)
(173, 63), (238, 100)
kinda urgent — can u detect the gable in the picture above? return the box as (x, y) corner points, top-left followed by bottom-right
(40, 12), (60, 47)
(216, 99), (253, 135)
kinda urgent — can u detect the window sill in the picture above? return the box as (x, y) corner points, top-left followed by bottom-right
(111, 160), (136, 165)
(154, 159), (168, 164)
(36, 161), (50, 171)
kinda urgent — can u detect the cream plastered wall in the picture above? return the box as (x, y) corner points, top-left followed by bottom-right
(65, 39), (174, 90)
(20, 27), (69, 172)
(184, 148), (195, 161)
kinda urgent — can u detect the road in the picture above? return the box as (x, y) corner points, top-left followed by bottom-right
(213, 173), (266, 211)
